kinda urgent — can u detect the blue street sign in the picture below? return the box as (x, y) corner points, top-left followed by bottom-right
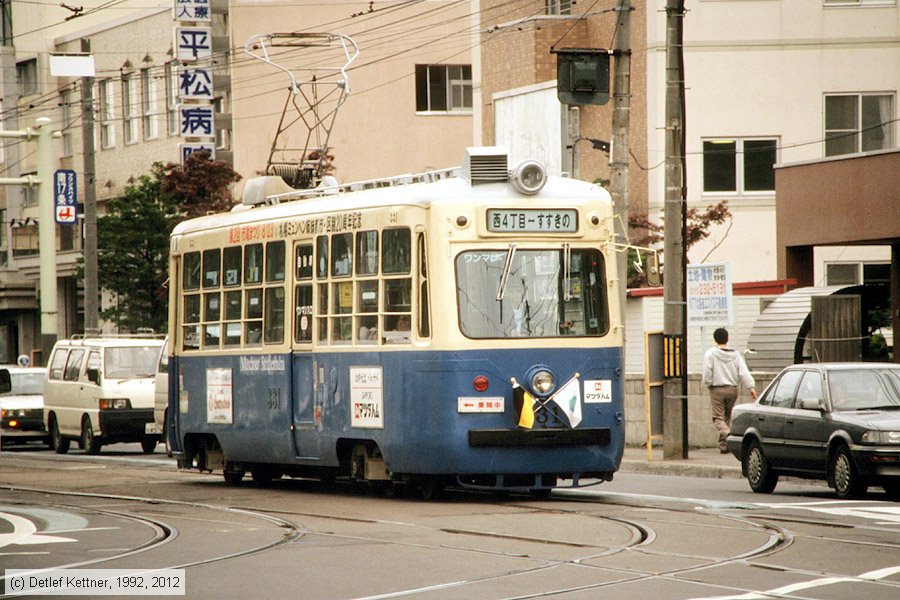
(54, 169), (77, 225)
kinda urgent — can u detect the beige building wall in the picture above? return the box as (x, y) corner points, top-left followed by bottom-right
(646, 0), (900, 283)
(228, 1), (476, 188)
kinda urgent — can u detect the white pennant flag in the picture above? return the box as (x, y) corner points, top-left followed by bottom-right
(550, 374), (581, 428)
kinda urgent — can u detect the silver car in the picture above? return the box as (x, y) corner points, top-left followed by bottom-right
(0, 366), (50, 449)
(726, 363), (900, 499)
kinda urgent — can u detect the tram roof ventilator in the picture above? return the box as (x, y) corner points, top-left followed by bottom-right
(462, 147), (547, 195)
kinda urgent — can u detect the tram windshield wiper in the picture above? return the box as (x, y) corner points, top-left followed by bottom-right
(562, 242), (571, 301)
(496, 243), (517, 301)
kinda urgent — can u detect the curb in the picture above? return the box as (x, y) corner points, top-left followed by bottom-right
(619, 458), (743, 479)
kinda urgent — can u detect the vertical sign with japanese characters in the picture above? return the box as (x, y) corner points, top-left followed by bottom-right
(53, 169), (77, 225)
(174, 0), (215, 161)
(687, 262), (734, 326)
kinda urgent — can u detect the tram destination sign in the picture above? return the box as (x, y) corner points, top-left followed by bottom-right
(487, 208), (577, 233)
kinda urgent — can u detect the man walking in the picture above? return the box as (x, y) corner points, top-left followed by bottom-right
(702, 328), (757, 453)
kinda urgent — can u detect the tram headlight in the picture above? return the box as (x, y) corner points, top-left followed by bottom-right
(530, 370), (555, 395)
(510, 160), (547, 195)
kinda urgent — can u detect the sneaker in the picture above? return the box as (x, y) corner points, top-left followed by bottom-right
(719, 447), (729, 454)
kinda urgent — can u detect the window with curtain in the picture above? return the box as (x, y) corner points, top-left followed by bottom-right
(825, 93), (894, 157)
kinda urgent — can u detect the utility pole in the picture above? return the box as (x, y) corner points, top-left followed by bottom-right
(80, 37), (99, 333)
(663, 0), (688, 459)
(0, 118), (59, 360)
(610, 0), (631, 339)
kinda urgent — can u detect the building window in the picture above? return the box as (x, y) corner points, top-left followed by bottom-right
(165, 63), (179, 136)
(141, 68), (157, 140)
(122, 73), (138, 144)
(702, 138), (777, 194)
(546, 0), (572, 15)
(98, 79), (116, 149)
(16, 59), (38, 97)
(1, 1), (12, 46)
(60, 89), (73, 157)
(415, 65), (472, 113)
(825, 261), (890, 285)
(825, 93), (893, 156)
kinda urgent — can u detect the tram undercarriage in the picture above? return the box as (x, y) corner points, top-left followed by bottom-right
(176, 433), (613, 496)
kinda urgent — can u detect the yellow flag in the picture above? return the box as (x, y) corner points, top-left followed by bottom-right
(512, 379), (535, 429)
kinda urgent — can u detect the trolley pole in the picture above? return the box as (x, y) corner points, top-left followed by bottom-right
(662, 0), (688, 459)
(0, 117), (59, 360)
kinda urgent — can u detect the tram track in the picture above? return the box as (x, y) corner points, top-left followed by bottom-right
(0, 485), (303, 599)
(2, 476), (898, 600)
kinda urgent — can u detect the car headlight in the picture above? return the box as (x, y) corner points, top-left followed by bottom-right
(530, 370), (555, 395)
(861, 430), (900, 444)
(99, 398), (132, 410)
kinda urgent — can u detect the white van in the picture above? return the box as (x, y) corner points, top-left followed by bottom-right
(152, 337), (169, 452)
(43, 335), (165, 454)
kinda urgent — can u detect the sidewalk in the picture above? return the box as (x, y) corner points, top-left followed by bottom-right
(619, 445), (744, 479)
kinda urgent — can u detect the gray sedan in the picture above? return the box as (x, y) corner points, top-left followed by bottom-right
(726, 363), (900, 499)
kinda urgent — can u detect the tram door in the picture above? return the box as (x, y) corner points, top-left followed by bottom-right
(291, 242), (319, 459)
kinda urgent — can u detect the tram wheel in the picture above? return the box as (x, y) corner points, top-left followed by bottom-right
(251, 467), (281, 487)
(223, 463), (245, 486)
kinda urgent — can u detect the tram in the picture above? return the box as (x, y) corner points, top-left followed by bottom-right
(167, 147), (625, 493)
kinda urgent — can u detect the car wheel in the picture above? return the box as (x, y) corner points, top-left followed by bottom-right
(141, 438), (158, 454)
(832, 445), (867, 499)
(49, 416), (70, 454)
(744, 439), (778, 494)
(81, 418), (102, 455)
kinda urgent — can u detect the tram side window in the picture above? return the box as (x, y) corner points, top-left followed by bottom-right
(183, 292), (201, 350)
(296, 244), (313, 280)
(317, 282), (329, 343)
(265, 240), (285, 283)
(204, 290), (221, 349)
(316, 236), (328, 278)
(223, 246), (242, 287)
(183, 251), (201, 290)
(224, 290), (242, 347)
(264, 287), (285, 344)
(263, 241), (286, 344)
(417, 232), (430, 338)
(356, 230), (378, 275)
(245, 288), (263, 346)
(245, 243), (263, 284)
(331, 233), (352, 277)
(203, 249), (220, 288)
(383, 228), (411, 274)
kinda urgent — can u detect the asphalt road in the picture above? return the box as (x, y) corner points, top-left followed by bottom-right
(1, 444), (898, 600)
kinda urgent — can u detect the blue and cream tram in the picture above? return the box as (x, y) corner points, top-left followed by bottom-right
(167, 147), (625, 492)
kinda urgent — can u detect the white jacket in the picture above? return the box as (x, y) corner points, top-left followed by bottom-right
(702, 347), (755, 389)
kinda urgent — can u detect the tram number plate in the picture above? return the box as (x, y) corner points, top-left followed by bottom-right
(487, 209), (577, 233)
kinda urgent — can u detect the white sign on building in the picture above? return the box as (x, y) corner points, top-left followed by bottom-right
(687, 262), (734, 326)
(175, 26), (212, 61)
(173, 0), (211, 22)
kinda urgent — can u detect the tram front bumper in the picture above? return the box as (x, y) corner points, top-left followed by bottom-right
(468, 427), (610, 447)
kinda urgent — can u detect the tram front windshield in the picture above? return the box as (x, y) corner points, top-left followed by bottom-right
(456, 248), (609, 338)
